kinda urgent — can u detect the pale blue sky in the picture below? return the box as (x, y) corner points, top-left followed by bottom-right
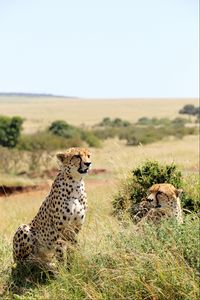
(0, 0), (199, 98)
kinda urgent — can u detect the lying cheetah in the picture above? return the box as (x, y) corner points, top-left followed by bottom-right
(137, 183), (183, 224)
(13, 147), (91, 265)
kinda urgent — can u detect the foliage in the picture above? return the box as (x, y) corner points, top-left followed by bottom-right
(48, 120), (80, 139)
(95, 116), (198, 146)
(0, 146), (52, 175)
(99, 117), (131, 127)
(137, 116), (190, 127)
(17, 132), (82, 151)
(80, 130), (102, 148)
(1, 216), (199, 299)
(48, 120), (102, 148)
(137, 116), (171, 126)
(171, 117), (190, 126)
(0, 116), (23, 148)
(179, 104), (200, 116)
(120, 125), (197, 145)
(113, 160), (199, 219)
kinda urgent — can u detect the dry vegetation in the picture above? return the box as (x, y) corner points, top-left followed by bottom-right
(0, 97), (199, 299)
(0, 96), (198, 133)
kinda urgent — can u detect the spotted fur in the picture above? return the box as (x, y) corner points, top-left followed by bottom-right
(13, 147), (91, 264)
(138, 183), (183, 224)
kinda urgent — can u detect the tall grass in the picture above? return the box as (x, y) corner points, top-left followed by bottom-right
(0, 182), (199, 300)
(0, 216), (199, 299)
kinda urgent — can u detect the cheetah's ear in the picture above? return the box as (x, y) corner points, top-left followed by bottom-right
(56, 153), (66, 163)
(176, 188), (183, 197)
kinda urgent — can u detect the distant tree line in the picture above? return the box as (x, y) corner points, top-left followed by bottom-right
(0, 107), (199, 150)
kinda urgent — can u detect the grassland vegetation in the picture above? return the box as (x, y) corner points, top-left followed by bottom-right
(0, 185), (199, 299)
(0, 98), (199, 299)
(94, 116), (198, 146)
(0, 116), (23, 148)
(113, 160), (200, 221)
(179, 104), (200, 116)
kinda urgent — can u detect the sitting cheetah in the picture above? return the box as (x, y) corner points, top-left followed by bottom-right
(13, 147), (91, 265)
(137, 183), (183, 224)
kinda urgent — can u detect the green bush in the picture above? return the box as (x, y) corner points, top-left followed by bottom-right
(136, 117), (190, 127)
(93, 127), (119, 139)
(17, 132), (83, 151)
(113, 160), (199, 220)
(179, 104), (199, 116)
(0, 116), (23, 148)
(136, 117), (171, 126)
(171, 117), (190, 127)
(94, 120), (198, 146)
(119, 126), (164, 145)
(48, 120), (80, 139)
(81, 130), (102, 148)
(48, 120), (102, 148)
(99, 117), (131, 127)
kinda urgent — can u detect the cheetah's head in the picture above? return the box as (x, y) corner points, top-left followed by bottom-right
(57, 147), (91, 176)
(146, 183), (183, 209)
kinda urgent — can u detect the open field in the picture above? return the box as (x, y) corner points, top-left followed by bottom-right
(91, 135), (199, 173)
(0, 173), (199, 299)
(0, 135), (199, 299)
(0, 97), (199, 299)
(0, 96), (198, 133)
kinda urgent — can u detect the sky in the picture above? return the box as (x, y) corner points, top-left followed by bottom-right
(0, 0), (199, 98)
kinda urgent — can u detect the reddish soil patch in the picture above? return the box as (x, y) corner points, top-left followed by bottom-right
(0, 183), (49, 197)
(37, 168), (108, 179)
(88, 168), (107, 175)
(0, 169), (110, 197)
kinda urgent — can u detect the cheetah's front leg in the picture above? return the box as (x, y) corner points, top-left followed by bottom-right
(55, 225), (81, 262)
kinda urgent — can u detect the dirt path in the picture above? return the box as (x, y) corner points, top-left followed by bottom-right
(0, 176), (115, 199)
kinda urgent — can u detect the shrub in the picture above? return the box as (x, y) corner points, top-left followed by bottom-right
(171, 117), (189, 127)
(136, 117), (171, 126)
(17, 132), (83, 151)
(48, 120), (80, 139)
(99, 117), (112, 127)
(113, 160), (199, 220)
(179, 104), (199, 116)
(81, 131), (102, 148)
(98, 117), (131, 127)
(0, 146), (24, 174)
(95, 121), (198, 146)
(120, 126), (164, 146)
(49, 120), (102, 148)
(0, 116), (23, 148)
(93, 127), (119, 139)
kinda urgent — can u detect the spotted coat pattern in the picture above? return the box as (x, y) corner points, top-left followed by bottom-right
(137, 183), (183, 224)
(13, 147), (91, 264)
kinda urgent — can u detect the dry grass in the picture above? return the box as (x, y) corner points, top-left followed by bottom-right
(92, 135), (199, 175)
(0, 181), (199, 299)
(0, 135), (198, 246)
(0, 96), (198, 133)
(0, 96), (199, 299)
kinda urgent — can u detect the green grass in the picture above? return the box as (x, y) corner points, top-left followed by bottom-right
(0, 134), (199, 299)
(0, 216), (199, 300)
(0, 182), (199, 300)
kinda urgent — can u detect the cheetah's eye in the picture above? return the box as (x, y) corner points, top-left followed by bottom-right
(157, 191), (164, 196)
(87, 155), (91, 158)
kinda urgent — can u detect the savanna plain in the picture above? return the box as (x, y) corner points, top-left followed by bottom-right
(0, 97), (199, 300)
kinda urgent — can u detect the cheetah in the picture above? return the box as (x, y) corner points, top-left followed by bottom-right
(13, 147), (91, 266)
(137, 183), (183, 224)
